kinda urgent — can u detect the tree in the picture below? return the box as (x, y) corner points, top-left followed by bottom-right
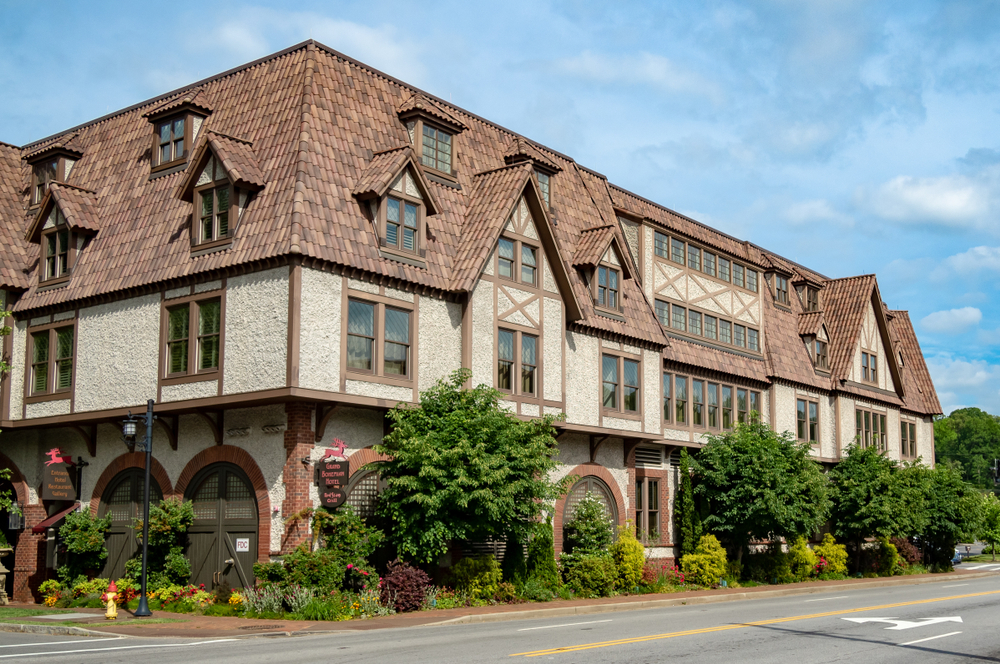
(934, 408), (1000, 489)
(693, 419), (829, 562)
(674, 448), (701, 558)
(828, 445), (925, 570)
(917, 462), (982, 570)
(979, 494), (1000, 562)
(374, 369), (573, 564)
(0, 307), (13, 513)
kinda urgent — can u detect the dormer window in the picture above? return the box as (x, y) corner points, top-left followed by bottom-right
(535, 170), (550, 206)
(774, 274), (789, 305)
(420, 124), (452, 173)
(815, 340), (828, 370)
(597, 265), (619, 309)
(29, 154), (76, 207)
(194, 157), (234, 244)
(42, 210), (71, 281)
(157, 116), (187, 166)
(378, 170), (426, 257)
(806, 287), (819, 311)
(145, 91), (212, 173)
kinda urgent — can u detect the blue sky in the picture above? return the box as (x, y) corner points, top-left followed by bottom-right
(2, 1), (999, 415)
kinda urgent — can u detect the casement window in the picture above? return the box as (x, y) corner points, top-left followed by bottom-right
(662, 373), (672, 422)
(692, 380), (704, 426)
(192, 156), (246, 247)
(805, 287), (819, 312)
(164, 297), (221, 378)
(703, 252), (716, 277)
(655, 299), (670, 327)
(40, 208), (75, 283)
(671, 304), (686, 332)
(815, 340), (829, 370)
(746, 269), (758, 293)
(32, 159), (58, 206)
(734, 324), (746, 348)
(660, 301), (759, 353)
(733, 263), (745, 289)
(421, 124), (453, 173)
(750, 390), (761, 418)
(386, 196), (418, 252)
(596, 265), (620, 309)
(774, 275), (789, 305)
(719, 320), (732, 345)
(498, 329), (537, 396)
(687, 245), (701, 271)
(796, 398), (819, 443)
(602, 354), (639, 413)
(372, 169), (428, 258)
(737, 388), (749, 424)
(28, 325), (74, 397)
(654, 231), (669, 258)
(671, 238), (685, 264)
(707, 382), (719, 428)
(855, 408), (886, 450)
(722, 386), (733, 429)
(635, 477), (660, 545)
(675, 375), (688, 424)
(157, 116), (186, 166)
(747, 328), (759, 352)
(347, 299), (412, 379)
(901, 420), (917, 458)
(499, 236), (540, 286)
(862, 351), (878, 383)
(718, 257), (731, 282)
(688, 310), (702, 336)
(535, 170), (550, 206)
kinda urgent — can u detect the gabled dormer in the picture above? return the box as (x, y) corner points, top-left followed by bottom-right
(573, 226), (634, 320)
(144, 88), (213, 174)
(798, 311), (830, 373)
(353, 145), (441, 267)
(23, 136), (83, 208)
(503, 138), (562, 208)
(397, 93), (465, 181)
(24, 183), (99, 287)
(176, 131), (264, 255)
(793, 275), (824, 312)
(765, 265), (794, 309)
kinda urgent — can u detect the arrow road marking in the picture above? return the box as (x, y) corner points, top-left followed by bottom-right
(843, 617), (963, 630)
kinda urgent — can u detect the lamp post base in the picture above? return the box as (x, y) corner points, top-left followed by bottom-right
(134, 595), (152, 617)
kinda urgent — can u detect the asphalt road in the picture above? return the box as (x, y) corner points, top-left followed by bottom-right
(4, 575), (1000, 663)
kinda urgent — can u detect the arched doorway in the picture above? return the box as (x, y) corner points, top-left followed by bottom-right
(184, 463), (257, 589)
(98, 469), (163, 580)
(562, 475), (619, 550)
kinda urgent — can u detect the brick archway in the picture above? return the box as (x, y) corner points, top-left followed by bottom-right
(175, 446), (271, 563)
(553, 463), (627, 556)
(89, 453), (175, 514)
(346, 447), (389, 476)
(0, 452), (29, 507)
(0, 452), (44, 602)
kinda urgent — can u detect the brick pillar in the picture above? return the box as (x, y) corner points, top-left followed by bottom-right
(625, 444), (637, 528)
(282, 402), (315, 553)
(13, 505), (48, 603)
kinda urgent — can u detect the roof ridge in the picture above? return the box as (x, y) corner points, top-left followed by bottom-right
(205, 130), (253, 146)
(473, 162), (530, 178)
(372, 144), (411, 157)
(49, 181), (97, 195)
(288, 42), (318, 256)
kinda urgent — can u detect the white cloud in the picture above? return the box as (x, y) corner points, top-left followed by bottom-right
(552, 51), (723, 104)
(942, 245), (1000, 273)
(783, 198), (853, 226)
(926, 356), (1000, 415)
(855, 174), (991, 227)
(920, 306), (982, 334)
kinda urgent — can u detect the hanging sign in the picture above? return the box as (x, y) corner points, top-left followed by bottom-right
(41, 448), (76, 501)
(317, 458), (349, 509)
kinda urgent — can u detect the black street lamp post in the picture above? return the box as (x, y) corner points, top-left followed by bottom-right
(121, 398), (155, 618)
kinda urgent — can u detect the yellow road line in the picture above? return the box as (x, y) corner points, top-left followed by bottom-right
(511, 589), (1000, 657)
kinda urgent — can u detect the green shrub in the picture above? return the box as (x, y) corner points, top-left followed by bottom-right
(681, 535), (728, 587)
(39, 580), (62, 596)
(525, 519), (559, 590)
(788, 538), (818, 581)
(873, 537), (902, 577)
(610, 524), (645, 592)
(501, 533), (527, 583)
(252, 561), (287, 584)
(494, 581), (518, 603)
(314, 506), (385, 563)
(517, 577), (555, 602)
(202, 604), (237, 617)
(72, 577), (109, 598)
(561, 554), (617, 598)
(562, 492), (614, 555)
(452, 555), (502, 600)
(299, 593), (352, 621)
(743, 543), (793, 584)
(282, 545), (347, 593)
(127, 499), (195, 587)
(813, 534), (848, 576)
(58, 508), (112, 580)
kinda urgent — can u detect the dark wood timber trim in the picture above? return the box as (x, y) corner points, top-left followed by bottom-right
(589, 435), (611, 463)
(69, 423), (97, 457)
(287, 261), (301, 387)
(157, 414), (179, 451)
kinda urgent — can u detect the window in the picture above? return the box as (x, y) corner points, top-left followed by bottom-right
(733, 263), (745, 289)
(688, 245), (701, 271)
(635, 477), (659, 545)
(719, 320), (732, 345)
(797, 398), (819, 443)
(535, 170), (550, 206)
(521, 245), (537, 285)
(901, 421), (917, 458)
(774, 275), (789, 305)
(805, 287), (819, 312)
(703, 252), (716, 277)
(689, 310), (702, 336)
(707, 383), (719, 428)
(671, 304), (686, 331)
(597, 265), (619, 309)
(692, 380), (704, 426)
(855, 408), (886, 450)
(815, 340), (828, 370)
(497, 329), (538, 396)
(862, 351), (878, 383)
(734, 324), (746, 348)
(377, 170), (426, 257)
(750, 391), (761, 418)
(747, 269), (758, 293)
(722, 386), (733, 429)
(421, 124), (452, 173)
(747, 328), (759, 352)
(164, 297), (221, 378)
(497, 236), (539, 287)
(704, 315), (717, 340)
(156, 116), (186, 166)
(671, 238), (684, 264)
(522, 334), (537, 395)
(737, 388), (748, 424)
(347, 299), (412, 379)
(41, 209), (72, 282)
(662, 373), (672, 422)
(654, 231), (669, 258)
(32, 160), (58, 206)
(499, 238), (514, 278)
(655, 299), (670, 327)
(603, 354), (639, 413)
(675, 375), (687, 424)
(194, 156), (235, 245)
(718, 257), (731, 282)
(29, 326), (74, 396)
(498, 330), (514, 391)
(386, 197), (418, 252)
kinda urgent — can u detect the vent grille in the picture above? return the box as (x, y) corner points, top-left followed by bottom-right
(668, 448), (682, 468)
(635, 445), (663, 468)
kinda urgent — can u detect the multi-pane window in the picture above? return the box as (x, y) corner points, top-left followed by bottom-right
(746, 269), (758, 293)
(29, 326), (74, 395)
(719, 320), (732, 345)
(722, 386), (733, 429)
(346, 299), (412, 378)
(165, 297), (221, 377)
(862, 351), (878, 383)
(421, 124), (452, 173)
(734, 324), (746, 348)
(718, 258), (731, 282)
(42, 210), (71, 281)
(157, 117), (186, 165)
(704, 315), (717, 340)
(901, 421), (917, 458)
(687, 245), (701, 271)
(623, 359), (639, 411)
(671, 305), (686, 331)
(774, 275), (789, 304)
(662, 373), (672, 422)
(688, 310), (702, 336)
(737, 388), (749, 424)
(703, 252), (716, 277)
(32, 159), (58, 206)
(386, 197), (418, 252)
(635, 477), (659, 544)
(498, 329), (538, 396)
(498, 330), (514, 391)
(195, 157), (234, 245)
(602, 355), (618, 409)
(597, 266), (619, 309)
(707, 383), (719, 427)
(603, 354), (639, 413)
(521, 245), (537, 285)
(654, 231), (669, 258)
(497, 236), (539, 287)
(796, 399), (819, 443)
(815, 341), (828, 370)
(522, 334), (537, 395)
(692, 380), (704, 426)
(750, 391), (761, 419)
(747, 328), (759, 352)
(803, 286), (820, 311)
(855, 408), (887, 450)
(535, 170), (550, 206)
(671, 238), (685, 264)
(498, 238), (515, 278)
(675, 375), (687, 424)
(655, 299), (670, 327)
(733, 263), (745, 289)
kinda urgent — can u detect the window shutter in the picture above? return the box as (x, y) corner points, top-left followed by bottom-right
(635, 445), (663, 469)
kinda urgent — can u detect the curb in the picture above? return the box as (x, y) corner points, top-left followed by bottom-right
(0, 623), (121, 638)
(428, 570), (1000, 626)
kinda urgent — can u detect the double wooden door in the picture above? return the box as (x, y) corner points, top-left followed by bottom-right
(185, 463), (257, 589)
(99, 469), (163, 580)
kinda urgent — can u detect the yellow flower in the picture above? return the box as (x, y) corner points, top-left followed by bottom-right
(43, 595), (58, 607)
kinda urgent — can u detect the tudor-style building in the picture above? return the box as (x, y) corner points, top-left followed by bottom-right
(0, 41), (940, 600)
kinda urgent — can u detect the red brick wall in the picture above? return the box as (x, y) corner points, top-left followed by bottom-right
(552, 463), (627, 556)
(89, 453), (175, 514)
(281, 402), (314, 553)
(13, 505), (46, 603)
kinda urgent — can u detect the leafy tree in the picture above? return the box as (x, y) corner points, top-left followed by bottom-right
(916, 462), (983, 570)
(979, 493), (1000, 562)
(675, 448), (701, 558)
(374, 369), (572, 564)
(58, 507), (112, 583)
(130, 498), (195, 587)
(524, 518), (559, 589)
(693, 420), (829, 562)
(0, 307), (13, 512)
(562, 492), (614, 555)
(934, 408), (1000, 488)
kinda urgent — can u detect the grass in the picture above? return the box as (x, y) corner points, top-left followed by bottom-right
(0, 607), (72, 618)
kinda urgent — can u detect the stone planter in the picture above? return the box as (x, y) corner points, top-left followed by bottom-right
(0, 548), (12, 606)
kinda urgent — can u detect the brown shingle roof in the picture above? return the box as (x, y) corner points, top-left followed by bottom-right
(797, 311), (825, 337)
(350, 145), (440, 216)
(397, 92), (466, 131)
(573, 226), (615, 268)
(25, 183), (100, 243)
(822, 274), (877, 382)
(663, 334), (769, 383)
(143, 88), (215, 119)
(889, 310), (942, 415)
(503, 137), (561, 172)
(0, 143), (31, 291)
(22, 132), (84, 162)
(177, 131), (266, 201)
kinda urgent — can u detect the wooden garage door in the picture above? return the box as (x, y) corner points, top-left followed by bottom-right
(99, 469), (163, 580)
(185, 463), (257, 589)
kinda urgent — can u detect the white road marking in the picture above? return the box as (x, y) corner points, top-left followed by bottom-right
(899, 631), (963, 647)
(942, 584), (970, 588)
(963, 565), (989, 570)
(843, 617), (962, 630)
(803, 596), (849, 602)
(517, 620), (613, 632)
(0, 639), (122, 649)
(0, 638), (237, 659)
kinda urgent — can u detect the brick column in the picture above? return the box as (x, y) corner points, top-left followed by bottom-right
(14, 505), (48, 603)
(281, 402), (315, 553)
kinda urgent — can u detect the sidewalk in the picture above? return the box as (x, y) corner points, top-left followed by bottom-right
(4, 567), (998, 640)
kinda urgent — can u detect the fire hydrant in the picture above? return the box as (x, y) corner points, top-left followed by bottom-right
(105, 580), (118, 620)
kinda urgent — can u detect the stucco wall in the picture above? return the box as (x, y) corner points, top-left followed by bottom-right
(418, 296), (462, 392)
(643, 349), (661, 433)
(8, 321), (26, 420)
(161, 379), (219, 403)
(224, 267), (289, 395)
(298, 268), (341, 393)
(543, 298), (563, 403)
(838, 395), (857, 452)
(551, 434), (629, 512)
(773, 383), (797, 438)
(345, 379), (412, 402)
(564, 331), (599, 427)
(24, 399), (71, 419)
(471, 280), (494, 389)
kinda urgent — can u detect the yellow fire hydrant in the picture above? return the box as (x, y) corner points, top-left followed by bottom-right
(105, 580), (118, 620)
